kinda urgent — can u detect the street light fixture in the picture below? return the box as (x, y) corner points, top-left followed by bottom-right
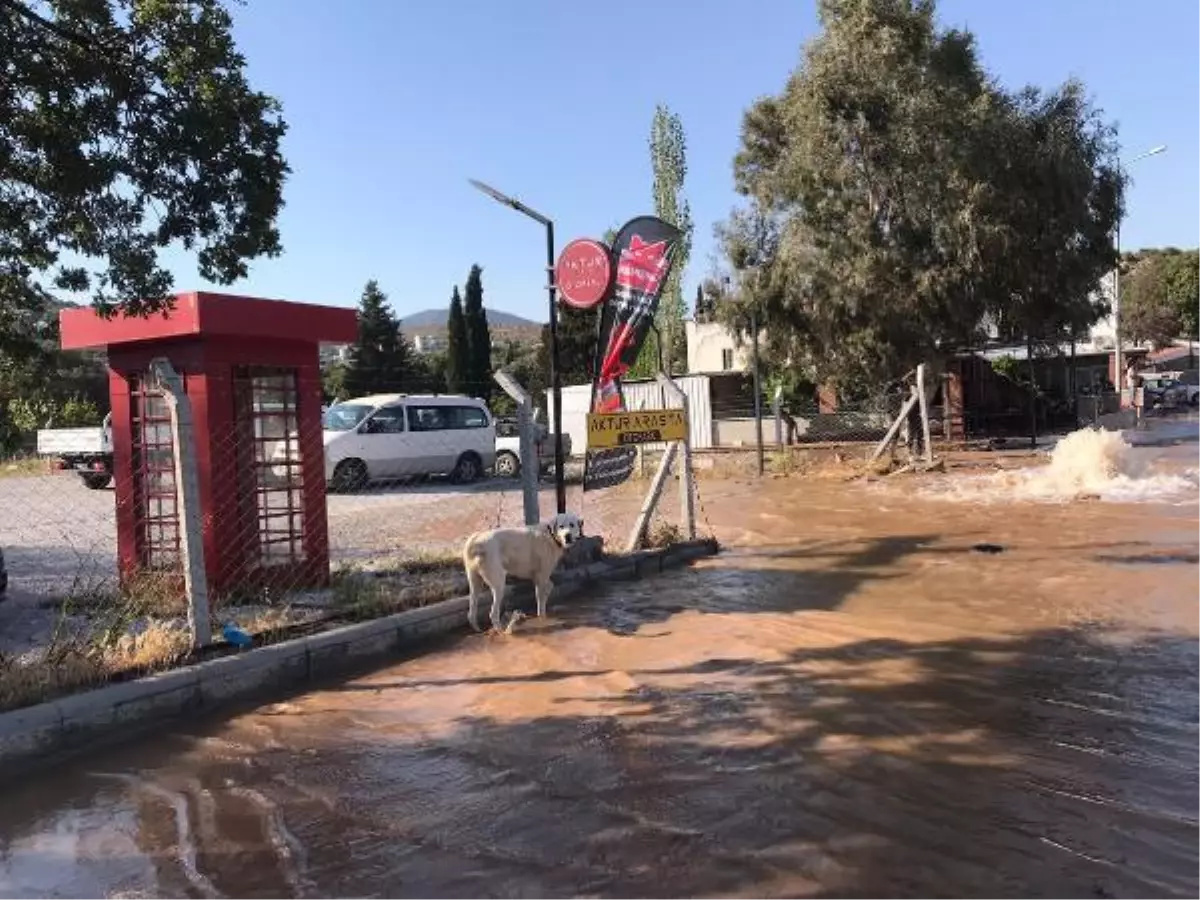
(468, 179), (567, 515)
(1113, 145), (1167, 395)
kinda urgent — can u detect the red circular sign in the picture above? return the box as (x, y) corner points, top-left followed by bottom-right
(555, 239), (612, 310)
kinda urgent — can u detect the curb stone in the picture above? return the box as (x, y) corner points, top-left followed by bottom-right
(0, 538), (718, 780)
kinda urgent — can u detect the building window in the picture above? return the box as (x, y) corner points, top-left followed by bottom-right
(721, 348), (734, 371)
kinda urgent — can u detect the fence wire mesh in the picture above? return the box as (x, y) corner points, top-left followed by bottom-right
(709, 388), (909, 449)
(0, 412), (681, 673)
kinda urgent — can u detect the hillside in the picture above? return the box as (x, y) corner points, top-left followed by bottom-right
(399, 308), (541, 331)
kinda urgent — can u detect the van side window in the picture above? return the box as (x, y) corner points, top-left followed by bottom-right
(407, 406), (447, 432)
(449, 406), (489, 429)
(365, 405), (405, 434)
(406, 405), (489, 431)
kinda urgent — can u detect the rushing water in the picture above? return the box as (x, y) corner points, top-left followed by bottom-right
(0, 422), (1196, 898)
(920, 425), (1199, 505)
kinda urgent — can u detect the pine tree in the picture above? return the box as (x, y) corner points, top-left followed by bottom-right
(345, 280), (410, 397)
(462, 264), (492, 401)
(445, 286), (468, 394)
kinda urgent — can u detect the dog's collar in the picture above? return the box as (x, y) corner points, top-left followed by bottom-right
(545, 523), (566, 547)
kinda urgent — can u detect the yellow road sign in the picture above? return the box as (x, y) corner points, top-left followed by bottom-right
(586, 408), (688, 450)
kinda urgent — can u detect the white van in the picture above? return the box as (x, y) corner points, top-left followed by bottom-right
(323, 394), (496, 492)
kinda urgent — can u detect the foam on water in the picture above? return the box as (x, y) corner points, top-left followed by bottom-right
(924, 427), (1199, 505)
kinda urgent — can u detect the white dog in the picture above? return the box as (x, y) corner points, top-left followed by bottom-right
(462, 512), (584, 633)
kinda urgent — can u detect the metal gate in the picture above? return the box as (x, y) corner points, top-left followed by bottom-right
(233, 366), (306, 575)
(129, 372), (180, 571)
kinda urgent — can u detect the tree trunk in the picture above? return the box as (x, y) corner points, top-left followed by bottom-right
(1069, 337), (1077, 425)
(1026, 336), (1038, 449)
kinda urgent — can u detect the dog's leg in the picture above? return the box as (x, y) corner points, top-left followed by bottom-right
(466, 565), (487, 632)
(535, 578), (552, 618)
(488, 573), (508, 633)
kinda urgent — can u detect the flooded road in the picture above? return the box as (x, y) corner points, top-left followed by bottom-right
(0, 426), (1196, 898)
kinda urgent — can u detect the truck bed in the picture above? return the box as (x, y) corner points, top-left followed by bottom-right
(36, 427), (110, 456)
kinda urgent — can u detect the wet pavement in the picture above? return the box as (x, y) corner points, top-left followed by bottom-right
(0, 428), (1196, 898)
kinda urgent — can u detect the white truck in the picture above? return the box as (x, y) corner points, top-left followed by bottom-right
(37, 412), (114, 490)
(493, 417), (572, 479)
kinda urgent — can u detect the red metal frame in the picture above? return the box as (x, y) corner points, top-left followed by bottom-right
(64, 293), (356, 597)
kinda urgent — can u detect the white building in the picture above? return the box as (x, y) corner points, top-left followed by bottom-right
(318, 343), (351, 367)
(685, 319), (761, 374)
(412, 333), (447, 354)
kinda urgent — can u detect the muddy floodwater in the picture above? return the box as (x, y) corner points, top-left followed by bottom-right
(0, 425), (1196, 898)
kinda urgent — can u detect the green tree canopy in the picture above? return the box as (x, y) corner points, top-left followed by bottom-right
(719, 0), (1123, 390)
(631, 104), (692, 377)
(343, 281), (411, 397)
(1123, 248), (1199, 346)
(321, 360), (348, 404)
(1, 0), (288, 342)
(976, 82), (1123, 349)
(445, 285), (468, 394)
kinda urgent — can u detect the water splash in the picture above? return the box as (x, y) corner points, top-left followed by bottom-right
(925, 428), (1198, 505)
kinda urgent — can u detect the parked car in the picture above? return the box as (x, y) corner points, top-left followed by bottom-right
(1177, 369), (1200, 406)
(322, 394), (496, 491)
(1137, 372), (1176, 408)
(36, 412), (114, 490)
(493, 418), (573, 478)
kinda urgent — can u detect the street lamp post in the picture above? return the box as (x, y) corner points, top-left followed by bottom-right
(468, 179), (567, 515)
(725, 272), (765, 476)
(1113, 145), (1167, 399)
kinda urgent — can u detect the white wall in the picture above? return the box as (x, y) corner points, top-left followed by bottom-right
(686, 320), (748, 374)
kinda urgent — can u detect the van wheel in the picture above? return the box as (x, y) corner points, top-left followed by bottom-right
(80, 473), (112, 490)
(494, 451), (520, 479)
(451, 452), (483, 484)
(330, 459), (368, 493)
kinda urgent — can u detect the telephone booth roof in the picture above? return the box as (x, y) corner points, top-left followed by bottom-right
(59, 291), (357, 351)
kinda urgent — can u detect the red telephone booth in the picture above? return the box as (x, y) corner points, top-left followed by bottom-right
(60, 292), (357, 596)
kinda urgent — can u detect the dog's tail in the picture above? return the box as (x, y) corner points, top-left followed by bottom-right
(461, 531), (485, 564)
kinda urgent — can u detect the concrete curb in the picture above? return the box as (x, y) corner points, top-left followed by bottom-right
(0, 538), (719, 779)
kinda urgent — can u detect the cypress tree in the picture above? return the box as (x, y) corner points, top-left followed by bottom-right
(445, 285), (468, 394)
(462, 264), (492, 401)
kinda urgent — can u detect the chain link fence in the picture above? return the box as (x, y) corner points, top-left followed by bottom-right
(0, 380), (716, 698)
(713, 394), (907, 447)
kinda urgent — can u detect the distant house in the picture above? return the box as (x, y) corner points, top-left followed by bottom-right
(685, 320), (756, 374)
(318, 343), (351, 367)
(412, 333), (447, 355)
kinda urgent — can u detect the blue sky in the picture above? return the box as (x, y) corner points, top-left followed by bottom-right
(165, 0), (1199, 323)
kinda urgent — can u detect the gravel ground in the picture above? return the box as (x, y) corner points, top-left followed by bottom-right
(0, 466), (660, 656)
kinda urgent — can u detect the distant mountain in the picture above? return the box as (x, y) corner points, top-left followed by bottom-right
(399, 308), (542, 331)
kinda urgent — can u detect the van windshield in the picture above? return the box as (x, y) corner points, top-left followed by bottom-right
(323, 404), (372, 432)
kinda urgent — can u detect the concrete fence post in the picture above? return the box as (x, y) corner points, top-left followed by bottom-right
(916, 363), (934, 463)
(657, 372), (696, 540)
(494, 371), (540, 526)
(772, 385), (784, 447)
(148, 357), (211, 648)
